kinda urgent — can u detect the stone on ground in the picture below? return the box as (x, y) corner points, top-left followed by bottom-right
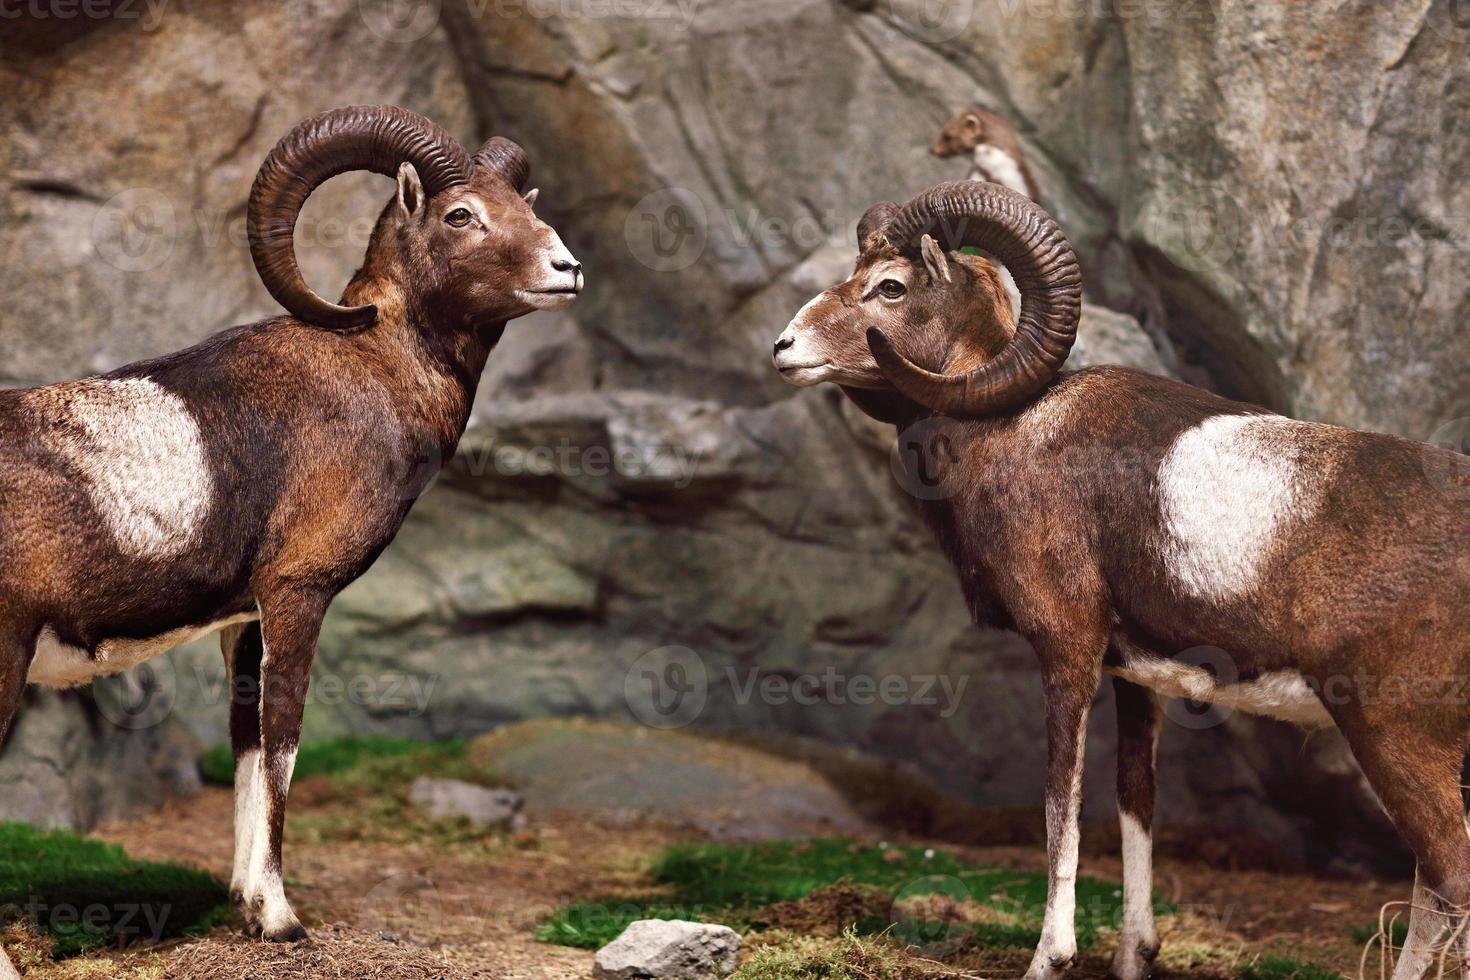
(593, 920), (740, 980)
(408, 777), (525, 829)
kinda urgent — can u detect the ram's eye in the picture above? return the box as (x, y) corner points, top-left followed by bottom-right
(878, 279), (906, 299)
(445, 208), (473, 228)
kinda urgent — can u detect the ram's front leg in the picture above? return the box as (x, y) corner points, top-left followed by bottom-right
(1026, 627), (1106, 980)
(240, 589), (328, 942)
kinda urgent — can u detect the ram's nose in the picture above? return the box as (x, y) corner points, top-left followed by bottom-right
(545, 241), (584, 294)
(772, 329), (795, 364)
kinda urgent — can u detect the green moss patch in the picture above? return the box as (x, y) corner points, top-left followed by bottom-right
(199, 735), (472, 787)
(0, 823), (229, 958)
(1236, 954), (1345, 980)
(536, 838), (1158, 952)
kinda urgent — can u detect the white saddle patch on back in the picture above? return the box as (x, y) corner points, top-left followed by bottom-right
(30, 377), (212, 557)
(1156, 414), (1324, 603)
(1106, 658), (1333, 729)
(26, 614), (258, 688)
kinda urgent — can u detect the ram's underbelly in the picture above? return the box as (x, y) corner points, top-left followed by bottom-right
(1105, 658), (1334, 729)
(27, 613), (259, 688)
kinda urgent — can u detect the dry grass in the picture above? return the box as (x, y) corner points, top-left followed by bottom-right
(1, 922), (164, 980)
(160, 925), (472, 980)
(734, 929), (961, 980)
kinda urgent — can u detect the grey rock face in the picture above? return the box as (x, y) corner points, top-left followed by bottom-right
(3, 0), (1460, 874)
(593, 920), (740, 980)
(408, 777), (525, 829)
(0, 690), (201, 830)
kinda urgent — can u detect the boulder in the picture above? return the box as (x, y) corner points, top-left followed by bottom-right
(467, 719), (873, 841)
(593, 920), (740, 980)
(408, 778), (525, 830)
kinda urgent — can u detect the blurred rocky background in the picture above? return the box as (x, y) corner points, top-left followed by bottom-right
(1, 0), (1467, 876)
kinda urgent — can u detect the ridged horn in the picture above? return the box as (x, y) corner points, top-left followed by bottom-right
(856, 201), (899, 247)
(248, 105), (472, 331)
(472, 136), (531, 192)
(865, 180), (1081, 416)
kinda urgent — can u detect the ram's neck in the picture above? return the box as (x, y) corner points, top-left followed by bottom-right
(340, 276), (498, 461)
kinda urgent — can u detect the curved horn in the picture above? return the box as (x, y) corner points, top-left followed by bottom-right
(248, 105), (472, 331)
(866, 180), (1081, 416)
(473, 136), (531, 192)
(856, 201), (899, 248)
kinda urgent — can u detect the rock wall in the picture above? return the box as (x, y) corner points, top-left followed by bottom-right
(2, 0), (1466, 873)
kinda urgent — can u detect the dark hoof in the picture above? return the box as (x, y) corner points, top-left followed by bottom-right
(264, 922), (309, 943)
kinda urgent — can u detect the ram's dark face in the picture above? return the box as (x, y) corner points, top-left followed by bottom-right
(392, 165), (582, 326)
(773, 233), (1015, 390)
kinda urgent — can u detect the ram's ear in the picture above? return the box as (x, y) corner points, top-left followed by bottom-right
(395, 162), (425, 219)
(523, 187), (539, 207)
(920, 234), (952, 284)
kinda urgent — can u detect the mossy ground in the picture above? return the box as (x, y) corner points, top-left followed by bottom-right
(0, 823), (229, 958)
(536, 837), (1156, 952)
(2, 726), (1412, 978)
(536, 837), (1373, 979)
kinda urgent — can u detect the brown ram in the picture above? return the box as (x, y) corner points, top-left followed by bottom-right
(774, 180), (1469, 980)
(0, 105), (581, 950)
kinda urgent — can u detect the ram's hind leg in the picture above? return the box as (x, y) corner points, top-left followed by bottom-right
(1330, 703), (1470, 980)
(223, 622), (265, 935)
(1110, 677), (1160, 980)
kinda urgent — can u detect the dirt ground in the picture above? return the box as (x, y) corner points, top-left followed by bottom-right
(17, 784), (1406, 979)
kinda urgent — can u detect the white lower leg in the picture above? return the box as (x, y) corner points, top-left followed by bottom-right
(1, 949), (20, 980)
(1028, 714), (1087, 980)
(244, 743), (301, 938)
(231, 747), (260, 904)
(1111, 811), (1159, 979)
(1390, 872), (1454, 980)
